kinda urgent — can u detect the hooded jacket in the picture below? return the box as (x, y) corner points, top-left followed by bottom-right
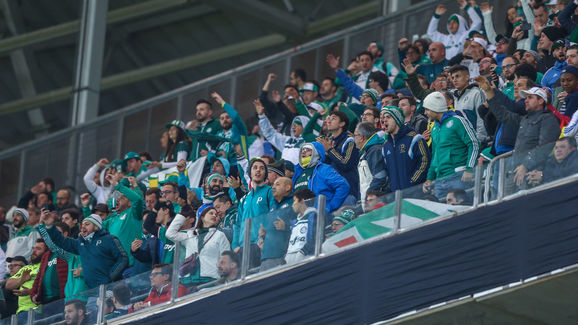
(427, 111), (480, 180)
(292, 142), (350, 213)
(427, 5), (482, 59)
(40, 225), (128, 289)
(233, 183), (275, 249)
(358, 133), (387, 201)
(258, 114), (308, 165)
(383, 125), (431, 191)
(6, 215), (38, 261)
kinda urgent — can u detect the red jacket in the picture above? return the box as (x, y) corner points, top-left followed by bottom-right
(31, 250), (68, 304)
(129, 282), (187, 312)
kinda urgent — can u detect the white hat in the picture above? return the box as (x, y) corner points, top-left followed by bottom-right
(307, 102), (325, 112)
(471, 37), (488, 50)
(423, 92), (448, 113)
(520, 87), (548, 103)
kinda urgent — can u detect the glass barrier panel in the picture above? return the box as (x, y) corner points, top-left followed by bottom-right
(103, 270), (165, 322)
(30, 285), (100, 325)
(0, 154), (21, 207)
(497, 139), (575, 199)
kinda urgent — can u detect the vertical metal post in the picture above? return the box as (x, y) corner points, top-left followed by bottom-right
(393, 190), (402, 232)
(483, 160), (493, 204)
(473, 164), (482, 207)
(26, 308), (34, 325)
(240, 218), (252, 280)
(10, 313), (17, 325)
(96, 284), (106, 324)
(229, 75), (238, 108)
(145, 106), (153, 152)
(71, 0), (109, 126)
(116, 115), (125, 158)
(342, 35), (351, 70)
(171, 241), (182, 302)
(17, 150), (26, 199)
(497, 158), (507, 201)
(314, 195), (326, 257)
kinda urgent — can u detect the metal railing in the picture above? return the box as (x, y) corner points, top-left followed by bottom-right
(0, 0), (453, 206)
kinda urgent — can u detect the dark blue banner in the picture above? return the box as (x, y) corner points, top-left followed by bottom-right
(127, 180), (578, 324)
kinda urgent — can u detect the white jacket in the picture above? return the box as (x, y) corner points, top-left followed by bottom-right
(83, 164), (113, 204)
(258, 114), (308, 165)
(166, 214), (230, 280)
(427, 6), (482, 59)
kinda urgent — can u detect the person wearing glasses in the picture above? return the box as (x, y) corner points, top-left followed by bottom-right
(1, 256), (27, 318)
(130, 264), (186, 312)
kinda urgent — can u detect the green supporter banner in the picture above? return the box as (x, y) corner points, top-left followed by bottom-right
(322, 199), (469, 253)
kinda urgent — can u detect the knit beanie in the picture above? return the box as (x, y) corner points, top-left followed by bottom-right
(362, 89), (380, 104)
(542, 26), (566, 42)
(206, 173), (225, 186)
(423, 92), (448, 113)
(382, 106), (405, 127)
(267, 160), (286, 177)
(13, 208), (29, 223)
(84, 214), (103, 229)
(334, 209), (355, 225)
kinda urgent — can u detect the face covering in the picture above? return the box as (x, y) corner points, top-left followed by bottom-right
(301, 156), (311, 168)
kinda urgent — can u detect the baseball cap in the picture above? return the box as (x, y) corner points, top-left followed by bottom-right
(519, 87), (548, 102)
(6, 256), (28, 265)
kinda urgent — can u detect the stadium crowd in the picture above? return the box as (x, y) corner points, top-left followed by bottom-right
(1, 0), (578, 322)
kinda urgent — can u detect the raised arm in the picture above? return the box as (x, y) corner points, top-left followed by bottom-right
(165, 214), (189, 242)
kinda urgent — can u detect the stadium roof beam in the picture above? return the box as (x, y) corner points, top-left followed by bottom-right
(201, 0), (307, 37)
(0, 2), (378, 117)
(0, 0), (48, 137)
(0, 0), (190, 56)
(0, 34), (287, 117)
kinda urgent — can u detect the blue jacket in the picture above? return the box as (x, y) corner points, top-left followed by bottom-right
(233, 184), (275, 249)
(325, 131), (360, 199)
(382, 125), (431, 191)
(564, 88), (578, 118)
(41, 225), (128, 289)
(293, 142), (351, 213)
(542, 60), (567, 90)
(261, 195), (294, 260)
(558, 1), (577, 35)
(416, 59), (449, 84)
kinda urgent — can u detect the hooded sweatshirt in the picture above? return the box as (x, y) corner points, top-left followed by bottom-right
(292, 142), (350, 214)
(427, 5), (482, 60)
(232, 183), (275, 249)
(258, 114), (308, 165)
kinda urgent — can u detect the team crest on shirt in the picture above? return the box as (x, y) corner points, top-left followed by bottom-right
(300, 227), (307, 234)
(399, 144), (406, 153)
(206, 127), (212, 133)
(447, 120), (454, 128)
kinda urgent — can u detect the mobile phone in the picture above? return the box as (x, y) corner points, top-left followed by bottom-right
(521, 22), (531, 31)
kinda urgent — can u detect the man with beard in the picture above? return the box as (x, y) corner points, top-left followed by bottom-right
(192, 173), (233, 212)
(542, 40), (567, 89)
(64, 300), (87, 325)
(6, 208), (39, 261)
(212, 91), (248, 163)
(500, 56), (519, 100)
(187, 99), (222, 160)
(5, 239), (46, 317)
(197, 251), (240, 290)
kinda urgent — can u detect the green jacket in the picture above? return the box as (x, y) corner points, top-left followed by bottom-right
(233, 184), (275, 249)
(37, 226), (88, 299)
(103, 183), (144, 266)
(188, 118), (222, 161)
(428, 111), (480, 180)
